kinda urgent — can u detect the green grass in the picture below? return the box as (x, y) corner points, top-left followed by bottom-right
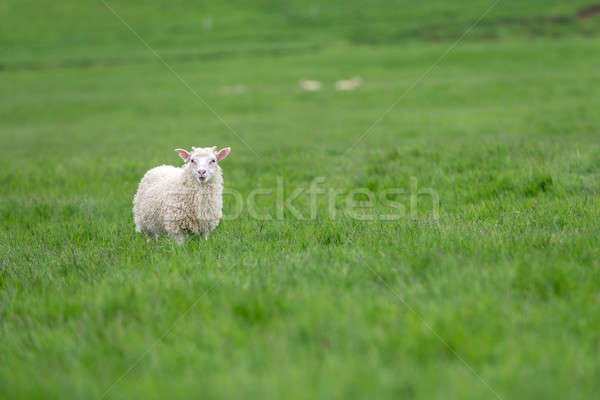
(2, 1), (600, 399)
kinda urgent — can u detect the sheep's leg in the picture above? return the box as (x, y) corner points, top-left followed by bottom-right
(168, 227), (186, 244)
(140, 229), (154, 243)
(173, 233), (186, 245)
(165, 218), (186, 245)
(201, 232), (208, 241)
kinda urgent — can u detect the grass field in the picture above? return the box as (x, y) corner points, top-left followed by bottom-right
(2, 1), (600, 399)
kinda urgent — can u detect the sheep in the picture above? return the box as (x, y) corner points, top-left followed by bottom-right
(298, 80), (322, 91)
(335, 76), (363, 91)
(133, 146), (231, 243)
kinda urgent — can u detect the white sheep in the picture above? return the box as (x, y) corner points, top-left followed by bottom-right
(133, 146), (231, 243)
(298, 80), (322, 91)
(335, 76), (363, 91)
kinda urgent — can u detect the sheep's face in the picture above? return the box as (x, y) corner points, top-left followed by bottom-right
(176, 146), (230, 183)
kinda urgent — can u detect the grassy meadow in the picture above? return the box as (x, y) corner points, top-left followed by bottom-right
(1, 1), (600, 399)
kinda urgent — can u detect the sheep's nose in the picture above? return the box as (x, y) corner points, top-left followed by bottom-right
(198, 169), (206, 176)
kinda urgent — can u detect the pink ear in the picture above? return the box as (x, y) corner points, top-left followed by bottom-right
(175, 148), (190, 162)
(216, 147), (230, 161)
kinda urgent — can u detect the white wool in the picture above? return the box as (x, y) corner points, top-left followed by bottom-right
(133, 147), (226, 243)
(299, 80), (322, 91)
(335, 76), (363, 91)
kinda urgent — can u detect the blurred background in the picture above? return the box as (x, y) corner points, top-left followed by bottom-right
(3, 0), (600, 66)
(2, 1), (600, 399)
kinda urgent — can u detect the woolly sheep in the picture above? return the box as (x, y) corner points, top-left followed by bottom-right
(335, 76), (363, 91)
(299, 80), (322, 91)
(133, 146), (231, 243)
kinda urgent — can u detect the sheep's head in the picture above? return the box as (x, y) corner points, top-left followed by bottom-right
(175, 146), (230, 183)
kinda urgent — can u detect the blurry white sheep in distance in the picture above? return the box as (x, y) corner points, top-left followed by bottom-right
(299, 80), (322, 91)
(335, 76), (363, 91)
(133, 146), (231, 243)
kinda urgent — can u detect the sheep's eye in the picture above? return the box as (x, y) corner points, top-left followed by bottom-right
(191, 159), (196, 163)
(210, 159), (216, 163)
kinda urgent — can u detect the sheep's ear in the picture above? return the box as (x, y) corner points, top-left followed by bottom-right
(216, 147), (230, 161)
(175, 149), (191, 162)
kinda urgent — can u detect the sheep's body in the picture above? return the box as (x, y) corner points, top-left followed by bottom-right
(133, 151), (224, 242)
(299, 80), (322, 91)
(335, 76), (363, 91)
